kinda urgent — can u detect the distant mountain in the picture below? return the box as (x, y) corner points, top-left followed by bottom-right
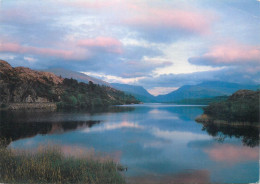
(111, 83), (157, 102)
(45, 69), (157, 102)
(43, 69), (259, 104)
(45, 68), (110, 86)
(156, 81), (259, 103)
(195, 81), (258, 94)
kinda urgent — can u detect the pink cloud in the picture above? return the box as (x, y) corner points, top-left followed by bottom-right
(123, 7), (213, 34)
(0, 42), (88, 60)
(64, 0), (213, 35)
(77, 37), (123, 54)
(190, 42), (260, 66)
(204, 144), (259, 164)
(205, 43), (260, 64)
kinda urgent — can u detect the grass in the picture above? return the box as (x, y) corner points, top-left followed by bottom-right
(0, 140), (126, 184)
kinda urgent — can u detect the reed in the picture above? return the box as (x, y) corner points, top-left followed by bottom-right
(0, 140), (126, 184)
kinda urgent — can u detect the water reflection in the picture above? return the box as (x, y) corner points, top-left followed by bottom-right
(82, 121), (143, 133)
(197, 122), (259, 147)
(0, 120), (100, 146)
(204, 144), (259, 164)
(0, 106), (134, 123)
(0, 104), (259, 183)
(127, 169), (210, 184)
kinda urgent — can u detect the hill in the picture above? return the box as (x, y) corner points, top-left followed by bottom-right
(196, 90), (260, 127)
(111, 83), (157, 102)
(156, 81), (259, 103)
(45, 68), (110, 86)
(0, 60), (139, 109)
(174, 96), (229, 105)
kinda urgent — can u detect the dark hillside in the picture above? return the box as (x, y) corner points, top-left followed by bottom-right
(0, 60), (139, 109)
(197, 90), (259, 125)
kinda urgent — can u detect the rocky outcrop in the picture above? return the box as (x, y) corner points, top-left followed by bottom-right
(0, 60), (63, 107)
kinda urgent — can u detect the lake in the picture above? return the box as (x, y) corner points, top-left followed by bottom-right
(0, 104), (259, 183)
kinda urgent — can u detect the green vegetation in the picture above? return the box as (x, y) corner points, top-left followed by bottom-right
(58, 79), (139, 109)
(0, 140), (126, 184)
(173, 96), (228, 105)
(201, 90), (259, 124)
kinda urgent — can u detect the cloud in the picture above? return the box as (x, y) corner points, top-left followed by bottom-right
(65, 0), (214, 42)
(0, 0), (259, 94)
(138, 70), (219, 88)
(138, 66), (260, 90)
(81, 71), (145, 84)
(79, 55), (172, 83)
(120, 3), (215, 42)
(124, 7), (212, 35)
(23, 56), (37, 63)
(63, 0), (116, 9)
(74, 48), (169, 80)
(189, 42), (260, 66)
(0, 1), (69, 47)
(77, 37), (123, 54)
(118, 59), (172, 78)
(0, 42), (88, 60)
(148, 87), (179, 96)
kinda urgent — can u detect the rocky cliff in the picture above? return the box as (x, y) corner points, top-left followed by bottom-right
(0, 60), (63, 105)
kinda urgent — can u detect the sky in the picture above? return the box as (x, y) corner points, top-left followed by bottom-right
(0, 0), (259, 95)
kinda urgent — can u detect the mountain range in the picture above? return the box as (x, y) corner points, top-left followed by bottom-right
(44, 68), (259, 103)
(156, 81), (259, 102)
(110, 83), (157, 102)
(45, 68), (110, 86)
(44, 68), (157, 102)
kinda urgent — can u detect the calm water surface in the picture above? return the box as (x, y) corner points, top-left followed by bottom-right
(0, 104), (259, 183)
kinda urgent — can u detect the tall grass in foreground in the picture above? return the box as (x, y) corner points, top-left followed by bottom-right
(0, 141), (126, 184)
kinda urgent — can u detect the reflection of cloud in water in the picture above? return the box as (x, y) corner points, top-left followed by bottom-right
(151, 128), (211, 143)
(82, 121), (143, 133)
(23, 140), (35, 146)
(204, 144), (259, 164)
(141, 128), (211, 148)
(143, 140), (171, 148)
(128, 169), (210, 184)
(148, 109), (178, 120)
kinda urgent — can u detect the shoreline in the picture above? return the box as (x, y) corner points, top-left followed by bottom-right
(196, 114), (260, 128)
(0, 102), (141, 111)
(1, 102), (57, 111)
